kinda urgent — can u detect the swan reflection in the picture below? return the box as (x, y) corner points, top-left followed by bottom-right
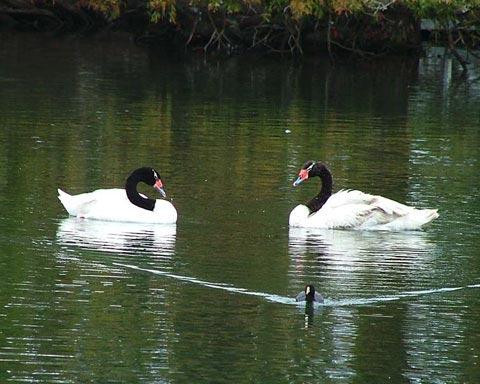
(288, 227), (436, 305)
(56, 217), (176, 257)
(289, 227), (434, 270)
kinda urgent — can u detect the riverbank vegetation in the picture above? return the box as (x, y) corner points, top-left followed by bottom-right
(1, 1), (479, 68)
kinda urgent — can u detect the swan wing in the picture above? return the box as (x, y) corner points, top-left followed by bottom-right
(305, 204), (384, 229)
(58, 189), (128, 217)
(314, 292), (324, 303)
(57, 188), (97, 216)
(289, 197), (388, 229)
(295, 291), (306, 302)
(320, 190), (437, 230)
(324, 190), (407, 212)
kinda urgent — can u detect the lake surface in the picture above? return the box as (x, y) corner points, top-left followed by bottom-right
(1, 33), (480, 383)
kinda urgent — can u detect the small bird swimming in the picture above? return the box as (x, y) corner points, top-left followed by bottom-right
(295, 285), (324, 303)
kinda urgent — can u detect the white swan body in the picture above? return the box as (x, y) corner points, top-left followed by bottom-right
(58, 189), (177, 224)
(58, 167), (177, 224)
(289, 161), (438, 231)
(289, 189), (438, 230)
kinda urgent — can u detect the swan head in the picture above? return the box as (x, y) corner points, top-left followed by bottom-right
(128, 167), (167, 198)
(293, 161), (322, 186)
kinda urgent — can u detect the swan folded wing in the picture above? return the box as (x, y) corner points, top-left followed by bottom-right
(322, 189), (375, 209)
(323, 202), (437, 230)
(308, 204), (379, 229)
(325, 190), (413, 216)
(295, 291), (306, 302)
(357, 206), (403, 229)
(76, 199), (100, 218)
(57, 188), (96, 216)
(366, 195), (440, 230)
(58, 189), (126, 217)
(375, 208), (439, 230)
(370, 195), (413, 216)
(308, 201), (406, 229)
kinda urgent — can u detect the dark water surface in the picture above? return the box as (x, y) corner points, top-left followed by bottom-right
(1, 33), (480, 383)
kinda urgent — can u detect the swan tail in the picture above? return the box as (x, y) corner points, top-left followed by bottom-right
(421, 209), (439, 226)
(380, 208), (439, 231)
(408, 208), (439, 230)
(57, 188), (77, 216)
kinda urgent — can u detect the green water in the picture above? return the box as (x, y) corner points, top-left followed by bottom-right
(1, 34), (480, 383)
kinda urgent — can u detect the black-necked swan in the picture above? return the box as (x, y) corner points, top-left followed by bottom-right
(57, 167), (177, 224)
(289, 161), (438, 230)
(295, 285), (324, 303)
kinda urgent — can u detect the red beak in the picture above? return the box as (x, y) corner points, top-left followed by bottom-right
(293, 169), (309, 186)
(154, 179), (166, 197)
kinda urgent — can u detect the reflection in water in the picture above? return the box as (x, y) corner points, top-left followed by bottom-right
(288, 227), (434, 284)
(303, 303), (316, 329)
(46, 218), (179, 384)
(56, 217), (176, 257)
(289, 227), (434, 257)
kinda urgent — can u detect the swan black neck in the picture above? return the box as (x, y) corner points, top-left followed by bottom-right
(305, 285), (316, 302)
(125, 169), (156, 211)
(307, 164), (332, 214)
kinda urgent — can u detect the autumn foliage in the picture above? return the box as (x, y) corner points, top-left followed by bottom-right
(1, 0), (479, 61)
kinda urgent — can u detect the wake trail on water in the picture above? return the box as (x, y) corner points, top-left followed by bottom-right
(113, 262), (480, 307)
(112, 262), (295, 304)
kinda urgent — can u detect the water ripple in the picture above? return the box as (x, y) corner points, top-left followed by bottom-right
(112, 261), (480, 308)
